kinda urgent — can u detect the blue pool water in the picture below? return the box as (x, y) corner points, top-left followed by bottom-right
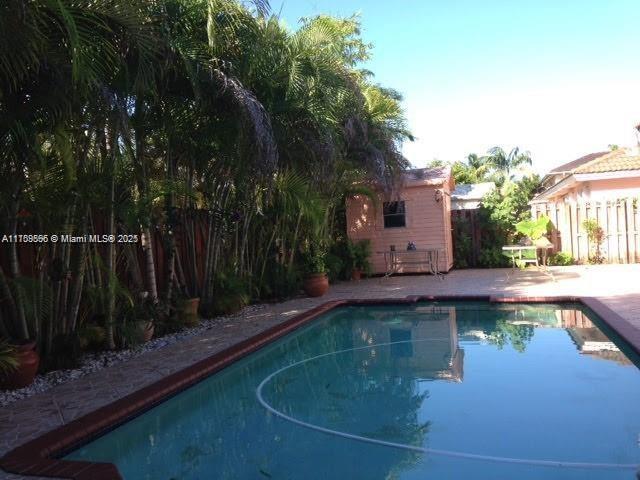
(66, 302), (640, 479)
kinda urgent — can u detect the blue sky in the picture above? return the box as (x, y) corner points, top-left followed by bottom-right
(270, 0), (640, 173)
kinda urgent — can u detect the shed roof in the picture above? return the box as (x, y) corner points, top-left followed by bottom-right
(452, 182), (496, 200)
(401, 166), (453, 189)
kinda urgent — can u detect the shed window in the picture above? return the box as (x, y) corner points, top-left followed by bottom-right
(383, 201), (406, 228)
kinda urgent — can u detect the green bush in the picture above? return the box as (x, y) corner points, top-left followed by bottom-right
(207, 272), (250, 316)
(582, 219), (605, 264)
(325, 253), (344, 283)
(478, 246), (511, 268)
(350, 239), (372, 276)
(548, 252), (574, 266)
(258, 260), (302, 300)
(301, 239), (327, 274)
(326, 238), (372, 280)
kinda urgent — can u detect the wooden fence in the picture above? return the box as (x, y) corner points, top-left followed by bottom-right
(450, 210), (482, 267)
(531, 198), (640, 264)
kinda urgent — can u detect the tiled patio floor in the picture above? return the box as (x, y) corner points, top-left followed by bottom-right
(2, 265), (640, 480)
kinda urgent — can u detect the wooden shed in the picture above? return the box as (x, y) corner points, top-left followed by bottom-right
(345, 167), (455, 274)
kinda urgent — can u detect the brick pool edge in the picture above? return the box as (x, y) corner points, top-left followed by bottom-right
(2, 295), (639, 479)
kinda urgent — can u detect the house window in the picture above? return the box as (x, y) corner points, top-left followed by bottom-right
(383, 201), (406, 228)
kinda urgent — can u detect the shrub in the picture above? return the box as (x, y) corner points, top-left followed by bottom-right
(78, 325), (106, 350)
(350, 239), (372, 276)
(301, 239), (327, 274)
(478, 246), (511, 268)
(258, 260), (302, 300)
(327, 238), (373, 278)
(582, 219), (605, 264)
(324, 253), (344, 283)
(548, 252), (574, 266)
(204, 272), (250, 316)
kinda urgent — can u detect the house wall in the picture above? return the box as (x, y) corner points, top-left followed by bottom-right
(346, 182), (454, 274)
(531, 178), (640, 263)
(567, 178), (640, 201)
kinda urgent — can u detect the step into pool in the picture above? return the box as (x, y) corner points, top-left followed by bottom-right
(65, 302), (640, 479)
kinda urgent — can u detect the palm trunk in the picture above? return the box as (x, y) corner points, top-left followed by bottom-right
(7, 191), (29, 340)
(67, 204), (90, 332)
(0, 266), (17, 338)
(142, 227), (158, 303)
(287, 211), (303, 272)
(105, 116), (117, 350)
(59, 202), (76, 333)
(106, 174), (117, 350)
(163, 150), (177, 311)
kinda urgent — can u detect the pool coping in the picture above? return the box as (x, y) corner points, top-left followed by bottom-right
(1, 294), (639, 479)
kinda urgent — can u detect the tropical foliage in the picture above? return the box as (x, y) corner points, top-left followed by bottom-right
(582, 219), (605, 264)
(0, 1), (412, 366)
(515, 215), (550, 242)
(443, 148), (542, 268)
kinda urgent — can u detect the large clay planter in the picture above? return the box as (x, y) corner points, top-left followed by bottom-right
(181, 297), (200, 327)
(303, 273), (329, 297)
(0, 341), (39, 390)
(351, 268), (362, 281)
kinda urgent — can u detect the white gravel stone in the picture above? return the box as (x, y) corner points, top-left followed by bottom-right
(0, 304), (268, 407)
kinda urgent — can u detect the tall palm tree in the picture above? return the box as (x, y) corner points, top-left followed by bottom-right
(485, 146), (532, 181)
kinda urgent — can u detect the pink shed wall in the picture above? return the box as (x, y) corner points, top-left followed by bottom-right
(346, 183), (454, 274)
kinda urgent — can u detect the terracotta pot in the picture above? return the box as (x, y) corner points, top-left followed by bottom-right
(351, 268), (362, 281)
(181, 297), (200, 327)
(303, 273), (329, 297)
(0, 341), (39, 390)
(137, 321), (155, 343)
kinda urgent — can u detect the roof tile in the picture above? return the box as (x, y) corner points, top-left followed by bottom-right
(574, 148), (640, 173)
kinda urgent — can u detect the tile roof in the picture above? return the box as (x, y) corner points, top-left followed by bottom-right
(574, 148), (640, 174)
(549, 151), (608, 173)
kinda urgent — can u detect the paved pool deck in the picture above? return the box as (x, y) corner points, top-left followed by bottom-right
(2, 264), (640, 479)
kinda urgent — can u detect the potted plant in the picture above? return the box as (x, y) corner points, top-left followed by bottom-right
(302, 241), (329, 297)
(514, 215), (551, 267)
(177, 294), (200, 327)
(350, 239), (372, 281)
(0, 339), (18, 379)
(0, 338), (39, 390)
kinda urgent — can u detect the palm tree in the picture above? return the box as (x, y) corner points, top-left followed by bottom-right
(485, 146), (532, 182)
(0, 0), (414, 363)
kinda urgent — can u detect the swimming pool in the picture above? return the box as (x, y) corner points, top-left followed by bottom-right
(64, 301), (640, 479)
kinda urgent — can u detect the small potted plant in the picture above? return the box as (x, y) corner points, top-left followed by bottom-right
(133, 293), (157, 342)
(303, 241), (329, 297)
(350, 239), (372, 281)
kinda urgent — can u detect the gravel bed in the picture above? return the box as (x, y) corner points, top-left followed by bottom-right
(0, 304), (268, 407)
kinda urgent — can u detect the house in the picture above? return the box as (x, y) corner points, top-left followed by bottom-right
(531, 147), (640, 263)
(345, 167), (455, 274)
(451, 182), (496, 210)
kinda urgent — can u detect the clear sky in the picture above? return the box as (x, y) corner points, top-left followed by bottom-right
(270, 0), (640, 173)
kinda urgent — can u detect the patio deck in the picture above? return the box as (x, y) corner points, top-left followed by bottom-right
(2, 264), (640, 480)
